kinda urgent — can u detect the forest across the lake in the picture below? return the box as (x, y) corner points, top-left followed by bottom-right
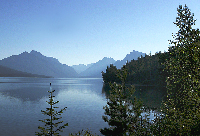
(102, 51), (168, 109)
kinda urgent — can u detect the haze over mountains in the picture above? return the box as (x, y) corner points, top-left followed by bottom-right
(0, 65), (50, 77)
(72, 63), (94, 74)
(73, 50), (146, 77)
(0, 50), (78, 78)
(0, 50), (146, 78)
(114, 50), (146, 69)
(79, 57), (116, 77)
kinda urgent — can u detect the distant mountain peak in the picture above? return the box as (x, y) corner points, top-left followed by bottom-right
(101, 57), (114, 61)
(102, 57), (112, 60)
(30, 50), (43, 56)
(79, 57), (116, 77)
(114, 50), (146, 69)
(21, 51), (28, 54)
(0, 50), (78, 78)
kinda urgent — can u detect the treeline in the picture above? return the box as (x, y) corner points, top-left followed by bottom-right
(102, 52), (169, 109)
(102, 51), (169, 87)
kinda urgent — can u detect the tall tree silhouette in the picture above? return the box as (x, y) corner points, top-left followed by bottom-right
(100, 67), (152, 135)
(36, 83), (68, 136)
(152, 5), (200, 135)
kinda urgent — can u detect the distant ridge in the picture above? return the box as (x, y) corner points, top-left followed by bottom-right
(0, 65), (50, 77)
(72, 63), (94, 74)
(0, 49), (146, 78)
(0, 50), (78, 78)
(79, 57), (116, 77)
(72, 50), (146, 78)
(114, 50), (146, 69)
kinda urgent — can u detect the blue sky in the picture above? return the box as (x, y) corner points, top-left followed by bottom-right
(0, 0), (200, 66)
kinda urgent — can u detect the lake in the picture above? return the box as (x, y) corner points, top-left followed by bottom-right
(0, 77), (111, 136)
(0, 77), (158, 136)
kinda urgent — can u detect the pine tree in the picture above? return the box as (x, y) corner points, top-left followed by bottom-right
(100, 67), (152, 136)
(153, 4), (200, 135)
(102, 64), (120, 83)
(35, 84), (68, 136)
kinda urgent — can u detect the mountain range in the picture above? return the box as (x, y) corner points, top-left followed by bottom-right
(0, 50), (146, 78)
(79, 57), (116, 77)
(72, 50), (146, 77)
(71, 63), (94, 74)
(0, 50), (78, 78)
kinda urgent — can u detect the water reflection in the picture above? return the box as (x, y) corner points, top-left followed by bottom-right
(0, 77), (166, 136)
(101, 83), (166, 130)
(0, 77), (108, 136)
(102, 83), (167, 109)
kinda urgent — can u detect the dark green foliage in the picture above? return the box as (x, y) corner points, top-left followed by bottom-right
(35, 89), (68, 136)
(102, 53), (167, 109)
(152, 4), (200, 135)
(102, 52), (166, 88)
(126, 53), (164, 86)
(102, 78), (167, 110)
(100, 68), (152, 136)
(102, 64), (121, 83)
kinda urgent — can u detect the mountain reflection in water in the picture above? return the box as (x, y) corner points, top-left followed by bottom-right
(0, 77), (108, 136)
(0, 77), (164, 136)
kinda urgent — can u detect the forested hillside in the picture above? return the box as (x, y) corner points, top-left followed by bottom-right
(102, 51), (169, 87)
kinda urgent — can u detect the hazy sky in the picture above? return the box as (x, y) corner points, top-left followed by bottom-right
(0, 0), (200, 66)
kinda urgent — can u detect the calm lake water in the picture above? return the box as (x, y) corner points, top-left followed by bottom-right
(0, 77), (157, 136)
(0, 77), (109, 136)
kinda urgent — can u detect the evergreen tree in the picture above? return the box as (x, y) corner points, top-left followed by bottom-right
(100, 67), (152, 136)
(102, 64), (120, 83)
(36, 84), (68, 136)
(153, 5), (200, 135)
